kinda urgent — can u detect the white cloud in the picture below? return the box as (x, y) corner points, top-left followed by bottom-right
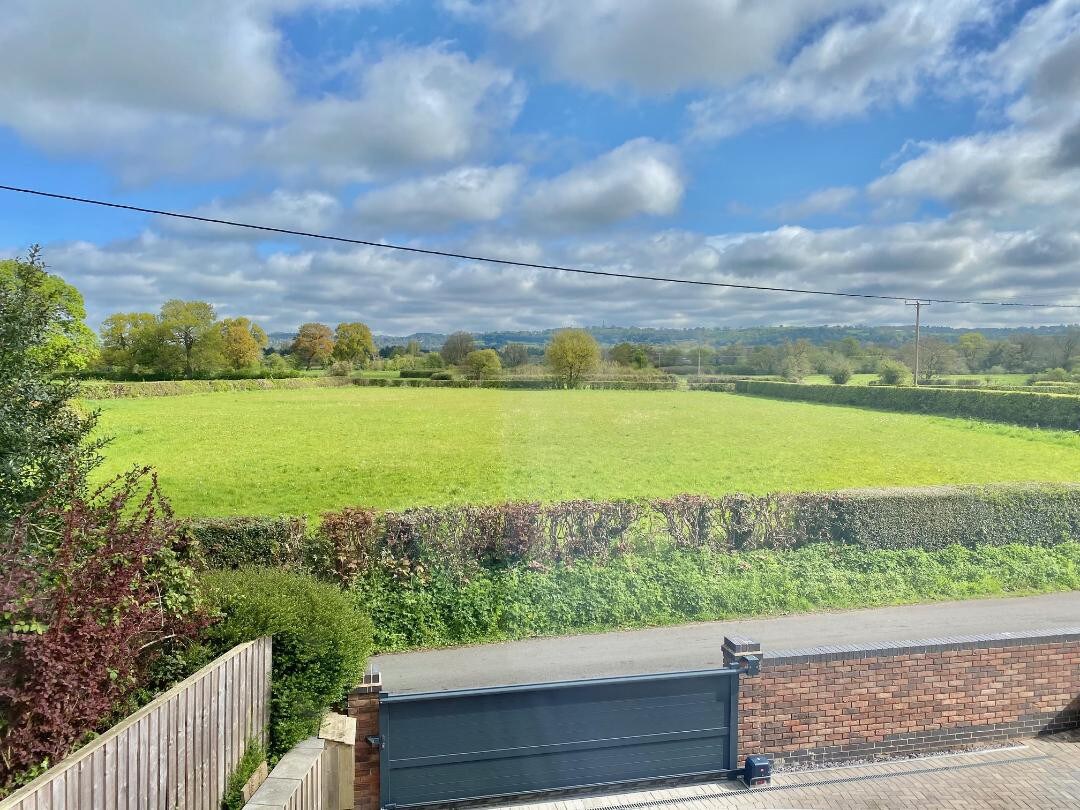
(451, 0), (999, 137)
(0, 5), (520, 182)
(523, 139), (683, 230)
(976, 0), (1080, 124)
(856, 1), (1080, 226)
(690, 0), (995, 138)
(160, 190), (344, 238)
(259, 45), (523, 182)
(770, 187), (859, 221)
(446, 0), (860, 94)
(354, 165), (523, 230)
(41, 215), (1080, 336)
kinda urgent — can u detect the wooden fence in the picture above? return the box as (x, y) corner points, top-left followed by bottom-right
(1, 636), (272, 810)
(244, 714), (355, 810)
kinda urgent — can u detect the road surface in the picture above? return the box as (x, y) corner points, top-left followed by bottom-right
(372, 591), (1080, 692)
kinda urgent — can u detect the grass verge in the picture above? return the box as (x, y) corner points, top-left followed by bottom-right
(358, 543), (1080, 652)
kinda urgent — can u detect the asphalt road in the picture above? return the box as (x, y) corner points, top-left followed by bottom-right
(372, 591), (1080, 693)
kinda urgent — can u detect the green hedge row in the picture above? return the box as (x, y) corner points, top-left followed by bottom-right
(688, 382), (736, 392)
(351, 377), (678, 390)
(184, 485), (1080, 587)
(80, 377), (353, 399)
(733, 380), (1080, 429)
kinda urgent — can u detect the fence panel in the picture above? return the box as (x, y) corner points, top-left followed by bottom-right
(0, 636), (272, 810)
(243, 714), (355, 810)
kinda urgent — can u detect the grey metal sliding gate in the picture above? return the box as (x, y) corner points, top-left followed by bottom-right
(378, 667), (741, 808)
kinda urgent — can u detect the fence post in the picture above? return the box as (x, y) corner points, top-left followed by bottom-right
(348, 672), (382, 810)
(320, 713), (358, 810)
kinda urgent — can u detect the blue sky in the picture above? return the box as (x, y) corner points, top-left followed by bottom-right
(2, 0), (1079, 333)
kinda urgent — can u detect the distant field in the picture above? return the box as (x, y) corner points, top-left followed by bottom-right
(85, 387), (1080, 517)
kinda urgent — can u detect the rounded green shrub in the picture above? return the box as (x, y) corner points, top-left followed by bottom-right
(200, 568), (373, 760)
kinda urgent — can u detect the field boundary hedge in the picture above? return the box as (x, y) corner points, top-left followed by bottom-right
(351, 377), (679, 390)
(182, 483), (1080, 585)
(733, 379), (1080, 429)
(80, 377), (354, 398)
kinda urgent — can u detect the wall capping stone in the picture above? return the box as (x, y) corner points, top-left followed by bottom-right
(763, 626), (1080, 665)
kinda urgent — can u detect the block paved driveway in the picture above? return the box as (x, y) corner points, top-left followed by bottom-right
(491, 731), (1080, 810)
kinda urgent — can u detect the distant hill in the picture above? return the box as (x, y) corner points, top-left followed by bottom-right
(366, 323), (1077, 350)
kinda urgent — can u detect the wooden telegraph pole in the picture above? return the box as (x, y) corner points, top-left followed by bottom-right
(905, 300), (929, 386)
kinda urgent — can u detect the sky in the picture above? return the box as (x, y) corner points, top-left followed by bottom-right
(2, 0), (1080, 334)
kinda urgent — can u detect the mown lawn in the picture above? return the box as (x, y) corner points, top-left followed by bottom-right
(86, 387), (1080, 516)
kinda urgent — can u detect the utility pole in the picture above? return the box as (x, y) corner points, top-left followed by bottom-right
(905, 300), (929, 386)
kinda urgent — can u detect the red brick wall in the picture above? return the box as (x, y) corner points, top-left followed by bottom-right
(348, 673), (382, 810)
(738, 632), (1080, 765)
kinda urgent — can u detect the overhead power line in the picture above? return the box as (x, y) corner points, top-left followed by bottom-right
(3, 183), (1079, 310)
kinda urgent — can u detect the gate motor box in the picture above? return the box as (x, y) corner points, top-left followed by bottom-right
(743, 755), (772, 787)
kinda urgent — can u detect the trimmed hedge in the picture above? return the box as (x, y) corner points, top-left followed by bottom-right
(688, 382), (736, 392)
(80, 377), (353, 399)
(399, 369), (436, 378)
(201, 568), (373, 761)
(190, 485), (1080, 586)
(351, 377), (678, 390)
(180, 516), (308, 570)
(733, 380), (1080, 429)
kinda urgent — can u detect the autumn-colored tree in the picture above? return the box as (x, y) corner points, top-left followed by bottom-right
(545, 329), (601, 387)
(220, 317), (268, 370)
(291, 322), (334, 369)
(332, 322), (375, 366)
(440, 331), (475, 365)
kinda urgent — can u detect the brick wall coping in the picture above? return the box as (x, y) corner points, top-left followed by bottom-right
(763, 626), (1080, 665)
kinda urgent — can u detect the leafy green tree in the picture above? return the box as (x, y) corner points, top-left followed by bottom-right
(902, 338), (961, 382)
(957, 332), (989, 372)
(405, 339), (422, 356)
(440, 331), (475, 365)
(291, 322), (334, 369)
(159, 299), (218, 377)
(1054, 327), (1080, 371)
(609, 342), (650, 369)
(262, 352), (290, 377)
(332, 322), (375, 366)
(498, 342), (530, 368)
(0, 247), (101, 525)
(545, 329), (600, 387)
(876, 359), (911, 386)
(99, 312), (157, 373)
(220, 317), (268, 370)
(132, 322), (185, 377)
(463, 349), (502, 379)
(827, 361), (853, 384)
(839, 336), (861, 358)
(0, 254), (97, 372)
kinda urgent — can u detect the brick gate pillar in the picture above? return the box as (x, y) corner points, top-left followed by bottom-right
(348, 671), (382, 810)
(722, 636), (764, 759)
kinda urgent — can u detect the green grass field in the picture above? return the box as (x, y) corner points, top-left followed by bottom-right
(85, 387), (1080, 517)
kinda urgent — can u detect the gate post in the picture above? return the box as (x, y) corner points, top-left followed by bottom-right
(348, 672), (383, 810)
(722, 636), (763, 764)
